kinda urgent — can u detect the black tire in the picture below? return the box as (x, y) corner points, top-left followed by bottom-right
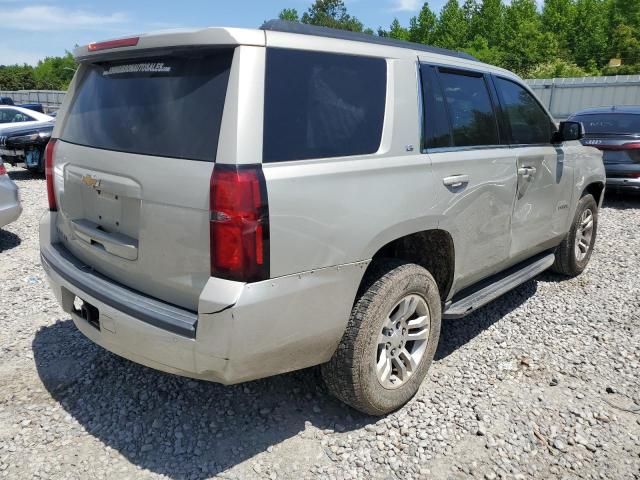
(321, 259), (441, 415)
(552, 194), (598, 277)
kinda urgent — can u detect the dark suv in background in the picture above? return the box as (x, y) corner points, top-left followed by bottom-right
(569, 106), (640, 193)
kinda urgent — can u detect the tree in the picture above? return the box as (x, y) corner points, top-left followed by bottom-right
(32, 52), (77, 90)
(408, 2), (437, 44)
(301, 0), (364, 32)
(388, 18), (410, 41)
(501, 0), (557, 74)
(528, 59), (589, 78)
(434, 0), (469, 50)
(571, 0), (609, 68)
(278, 8), (300, 22)
(541, 0), (576, 55)
(0, 65), (36, 90)
(473, 0), (505, 47)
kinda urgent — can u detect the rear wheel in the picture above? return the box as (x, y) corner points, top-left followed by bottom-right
(322, 260), (441, 415)
(552, 194), (598, 276)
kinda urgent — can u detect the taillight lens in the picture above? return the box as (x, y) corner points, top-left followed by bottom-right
(45, 139), (58, 211)
(0, 163), (6, 176)
(210, 164), (269, 283)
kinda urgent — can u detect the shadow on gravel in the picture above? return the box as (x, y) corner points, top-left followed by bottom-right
(8, 169), (44, 181)
(0, 229), (21, 252)
(435, 279), (538, 360)
(603, 190), (640, 210)
(33, 320), (374, 479)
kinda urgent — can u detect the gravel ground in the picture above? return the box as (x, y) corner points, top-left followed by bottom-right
(1, 165), (639, 480)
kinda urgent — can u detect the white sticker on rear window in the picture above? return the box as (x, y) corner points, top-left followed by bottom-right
(103, 63), (171, 76)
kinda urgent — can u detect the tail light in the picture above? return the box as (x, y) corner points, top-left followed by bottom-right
(209, 164), (269, 283)
(598, 142), (640, 150)
(88, 37), (139, 52)
(45, 139), (58, 211)
(0, 163), (6, 176)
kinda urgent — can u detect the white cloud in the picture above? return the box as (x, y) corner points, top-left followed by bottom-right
(391, 0), (420, 12)
(1, 5), (129, 32)
(0, 44), (47, 66)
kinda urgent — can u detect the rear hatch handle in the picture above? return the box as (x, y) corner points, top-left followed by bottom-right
(71, 219), (139, 261)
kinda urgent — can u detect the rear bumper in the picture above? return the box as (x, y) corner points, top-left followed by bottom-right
(40, 212), (367, 384)
(606, 177), (640, 191)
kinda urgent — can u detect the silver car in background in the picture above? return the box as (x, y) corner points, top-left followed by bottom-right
(0, 160), (21, 229)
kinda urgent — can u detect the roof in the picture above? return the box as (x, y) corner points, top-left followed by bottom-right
(260, 20), (479, 62)
(571, 105), (640, 116)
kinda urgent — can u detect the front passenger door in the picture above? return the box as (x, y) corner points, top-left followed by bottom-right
(493, 76), (574, 261)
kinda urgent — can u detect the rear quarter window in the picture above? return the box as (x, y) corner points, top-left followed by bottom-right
(263, 48), (387, 163)
(60, 50), (234, 161)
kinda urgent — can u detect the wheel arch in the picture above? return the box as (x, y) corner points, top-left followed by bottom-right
(582, 181), (605, 206)
(364, 229), (455, 301)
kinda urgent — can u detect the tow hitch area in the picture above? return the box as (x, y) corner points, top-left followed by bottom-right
(73, 296), (100, 330)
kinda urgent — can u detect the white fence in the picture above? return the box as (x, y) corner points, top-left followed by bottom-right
(0, 90), (66, 113)
(526, 75), (640, 120)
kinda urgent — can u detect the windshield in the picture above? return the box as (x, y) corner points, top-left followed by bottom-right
(572, 113), (640, 135)
(60, 49), (234, 161)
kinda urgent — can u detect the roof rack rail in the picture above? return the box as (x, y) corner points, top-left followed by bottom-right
(260, 19), (479, 62)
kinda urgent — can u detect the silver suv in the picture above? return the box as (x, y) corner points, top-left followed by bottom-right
(40, 21), (605, 415)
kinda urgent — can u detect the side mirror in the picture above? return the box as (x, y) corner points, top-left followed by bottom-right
(552, 121), (584, 143)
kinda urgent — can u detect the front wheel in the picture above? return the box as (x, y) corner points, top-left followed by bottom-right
(552, 194), (598, 276)
(322, 260), (441, 415)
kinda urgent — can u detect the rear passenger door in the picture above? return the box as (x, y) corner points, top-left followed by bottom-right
(421, 65), (518, 292)
(492, 76), (572, 260)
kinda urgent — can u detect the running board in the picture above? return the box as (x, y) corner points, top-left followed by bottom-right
(443, 253), (555, 319)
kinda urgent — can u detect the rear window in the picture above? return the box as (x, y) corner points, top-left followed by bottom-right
(263, 48), (387, 163)
(438, 70), (499, 147)
(571, 113), (640, 135)
(61, 50), (233, 161)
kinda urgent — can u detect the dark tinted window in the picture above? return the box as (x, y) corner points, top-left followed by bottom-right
(61, 50), (233, 161)
(495, 77), (553, 144)
(420, 65), (451, 149)
(438, 70), (499, 147)
(570, 113), (640, 135)
(0, 109), (34, 123)
(264, 49), (386, 162)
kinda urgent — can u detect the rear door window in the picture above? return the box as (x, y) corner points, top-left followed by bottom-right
(61, 50), (234, 161)
(437, 69), (499, 147)
(420, 65), (452, 149)
(494, 77), (554, 145)
(263, 48), (387, 162)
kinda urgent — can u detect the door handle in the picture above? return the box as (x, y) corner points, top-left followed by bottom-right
(443, 174), (470, 188)
(518, 166), (537, 177)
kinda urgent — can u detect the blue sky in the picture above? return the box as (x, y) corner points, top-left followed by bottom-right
(0, 0), (449, 65)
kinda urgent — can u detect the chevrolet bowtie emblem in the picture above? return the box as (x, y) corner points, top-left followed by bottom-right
(82, 175), (99, 188)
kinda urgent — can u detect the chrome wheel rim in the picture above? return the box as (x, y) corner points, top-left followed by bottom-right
(574, 208), (594, 262)
(376, 294), (430, 389)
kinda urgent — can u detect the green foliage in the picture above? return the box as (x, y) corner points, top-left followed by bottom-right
(4, 0), (640, 86)
(408, 3), (437, 44)
(300, 0), (364, 32)
(388, 19), (410, 41)
(0, 52), (77, 91)
(434, 0), (468, 50)
(278, 8), (300, 22)
(527, 59), (590, 78)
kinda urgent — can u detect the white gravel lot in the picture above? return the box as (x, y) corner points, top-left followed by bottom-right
(0, 165), (639, 480)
